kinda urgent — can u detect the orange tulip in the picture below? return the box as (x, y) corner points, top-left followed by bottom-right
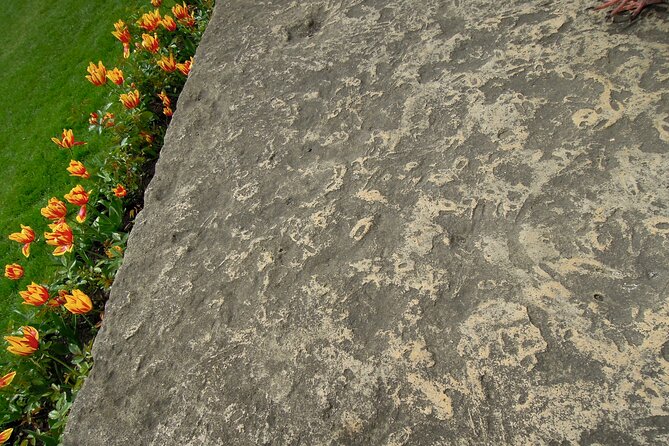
(67, 160), (90, 179)
(139, 131), (155, 144)
(4, 264), (24, 280)
(112, 20), (131, 43)
(47, 290), (68, 308)
(158, 90), (174, 116)
(172, 2), (195, 27)
(0, 371), (16, 388)
(8, 225), (34, 257)
(5, 326), (39, 356)
(64, 185), (90, 223)
(51, 128), (86, 149)
(161, 15), (177, 31)
(105, 245), (124, 258)
(41, 197), (68, 222)
(64, 290), (93, 314)
(44, 222), (74, 256)
(123, 42), (131, 59)
(86, 61), (107, 86)
(176, 57), (193, 76)
(107, 67), (124, 85)
(157, 52), (177, 72)
(0, 428), (12, 444)
(172, 2), (190, 20)
(172, 2), (195, 26)
(113, 184), (127, 198)
(120, 89), (141, 109)
(181, 14), (196, 27)
(137, 10), (162, 31)
(141, 33), (160, 53)
(158, 91), (171, 107)
(99, 112), (115, 128)
(64, 185), (89, 207)
(89, 112), (99, 125)
(152, 0), (163, 6)
(19, 283), (49, 306)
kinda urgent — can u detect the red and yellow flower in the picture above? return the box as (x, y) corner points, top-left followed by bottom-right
(105, 244), (124, 258)
(47, 290), (68, 308)
(161, 15), (177, 31)
(139, 131), (155, 144)
(63, 290), (93, 315)
(120, 89), (141, 109)
(4, 264), (24, 280)
(41, 197), (68, 222)
(51, 129), (86, 149)
(90, 111), (116, 127)
(86, 61), (107, 86)
(113, 184), (128, 198)
(151, 0), (163, 7)
(172, 2), (195, 27)
(172, 2), (195, 26)
(182, 14), (196, 27)
(5, 326), (39, 356)
(176, 57), (193, 76)
(158, 91), (173, 116)
(67, 160), (90, 179)
(19, 283), (49, 306)
(172, 2), (190, 19)
(137, 10), (162, 31)
(103, 112), (116, 127)
(64, 185), (90, 223)
(157, 52), (177, 72)
(8, 225), (35, 257)
(112, 20), (131, 43)
(64, 185), (89, 206)
(0, 371), (16, 388)
(44, 222), (74, 256)
(0, 428), (12, 444)
(107, 67), (124, 85)
(141, 33), (160, 53)
(111, 21), (131, 58)
(158, 90), (170, 106)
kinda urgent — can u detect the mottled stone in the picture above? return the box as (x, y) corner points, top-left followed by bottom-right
(64, 1), (669, 444)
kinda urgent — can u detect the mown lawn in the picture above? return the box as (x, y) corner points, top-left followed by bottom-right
(0, 0), (146, 333)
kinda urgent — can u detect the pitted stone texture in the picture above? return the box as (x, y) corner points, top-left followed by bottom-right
(65, 1), (669, 444)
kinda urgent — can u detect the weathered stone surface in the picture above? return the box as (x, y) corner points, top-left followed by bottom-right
(65, 1), (669, 444)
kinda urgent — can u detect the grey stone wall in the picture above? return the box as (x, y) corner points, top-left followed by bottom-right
(65, 1), (669, 444)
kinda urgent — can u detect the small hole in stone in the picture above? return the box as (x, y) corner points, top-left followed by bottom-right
(517, 391), (528, 405)
(593, 293), (604, 301)
(660, 340), (669, 362)
(285, 12), (324, 42)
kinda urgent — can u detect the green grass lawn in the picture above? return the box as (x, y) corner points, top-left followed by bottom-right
(0, 0), (147, 333)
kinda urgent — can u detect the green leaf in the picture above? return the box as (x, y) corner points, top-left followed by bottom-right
(67, 344), (82, 356)
(24, 430), (59, 446)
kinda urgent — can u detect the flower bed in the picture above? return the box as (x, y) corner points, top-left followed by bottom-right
(0, 1), (212, 444)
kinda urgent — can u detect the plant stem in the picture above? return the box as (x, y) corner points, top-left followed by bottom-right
(43, 353), (75, 375)
(81, 314), (95, 329)
(29, 357), (47, 375)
